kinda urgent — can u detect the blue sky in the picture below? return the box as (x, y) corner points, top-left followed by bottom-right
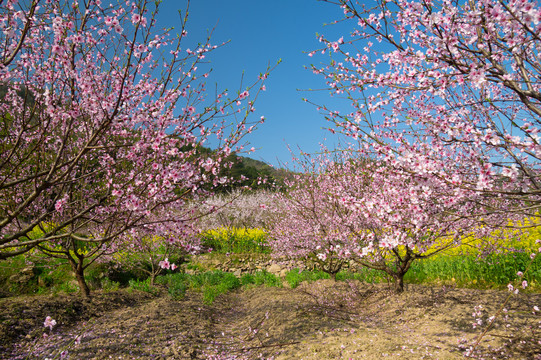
(157, 1), (352, 167)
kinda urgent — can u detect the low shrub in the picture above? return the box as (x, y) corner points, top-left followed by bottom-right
(57, 281), (80, 294)
(155, 273), (189, 299)
(101, 278), (121, 293)
(0, 253), (80, 295)
(155, 270), (241, 304)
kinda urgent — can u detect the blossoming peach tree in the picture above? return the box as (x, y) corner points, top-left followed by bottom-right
(270, 153), (506, 292)
(303, 0), (541, 289)
(0, 0), (270, 296)
(269, 155), (367, 280)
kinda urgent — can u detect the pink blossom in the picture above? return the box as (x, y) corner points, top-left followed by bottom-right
(51, 44), (63, 55)
(202, 158), (214, 172)
(55, 194), (69, 213)
(44, 316), (57, 330)
(159, 258), (170, 269)
(309, 0), (540, 267)
(131, 13), (141, 24)
(239, 90), (249, 100)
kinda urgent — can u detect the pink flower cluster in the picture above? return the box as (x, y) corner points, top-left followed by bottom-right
(158, 258), (177, 271)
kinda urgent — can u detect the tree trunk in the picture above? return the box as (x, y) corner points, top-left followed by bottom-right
(69, 257), (91, 298)
(75, 267), (91, 298)
(392, 273), (405, 294)
(324, 259), (343, 281)
(389, 247), (414, 294)
(330, 271), (337, 281)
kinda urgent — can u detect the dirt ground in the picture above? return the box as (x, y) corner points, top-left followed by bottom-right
(1, 280), (540, 360)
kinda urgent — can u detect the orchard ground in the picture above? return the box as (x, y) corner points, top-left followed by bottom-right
(1, 279), (540, 359)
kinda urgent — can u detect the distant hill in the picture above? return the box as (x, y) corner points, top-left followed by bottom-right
(218, 153), (294, 191)
(163, 138), (295, 192)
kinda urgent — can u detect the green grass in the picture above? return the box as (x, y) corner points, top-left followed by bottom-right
(100, 278), (121, 292)
(0, 252), (138, 296)
(0, 253), (79, 295)
(155, 270), (242, 304)
(128, 278), (160, 296)
(285, 268), (331, 288)
(155, 270), (282, 303)
(240, 270), (282, 288)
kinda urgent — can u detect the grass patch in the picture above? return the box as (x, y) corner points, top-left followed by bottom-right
(0, 254), (78, 295)
(240, 270), (282, 288)
(155, 270), (282, 303)
(284, 269), (331, 288)
(155, 270), (241, 304)
(128, 278), (160, 296)
(194, 271), (242, 304)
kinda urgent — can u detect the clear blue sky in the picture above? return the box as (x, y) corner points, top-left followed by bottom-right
(157, 1), (352, 167)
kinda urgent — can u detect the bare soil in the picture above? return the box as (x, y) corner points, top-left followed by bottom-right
(1, 281), (540, 360)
